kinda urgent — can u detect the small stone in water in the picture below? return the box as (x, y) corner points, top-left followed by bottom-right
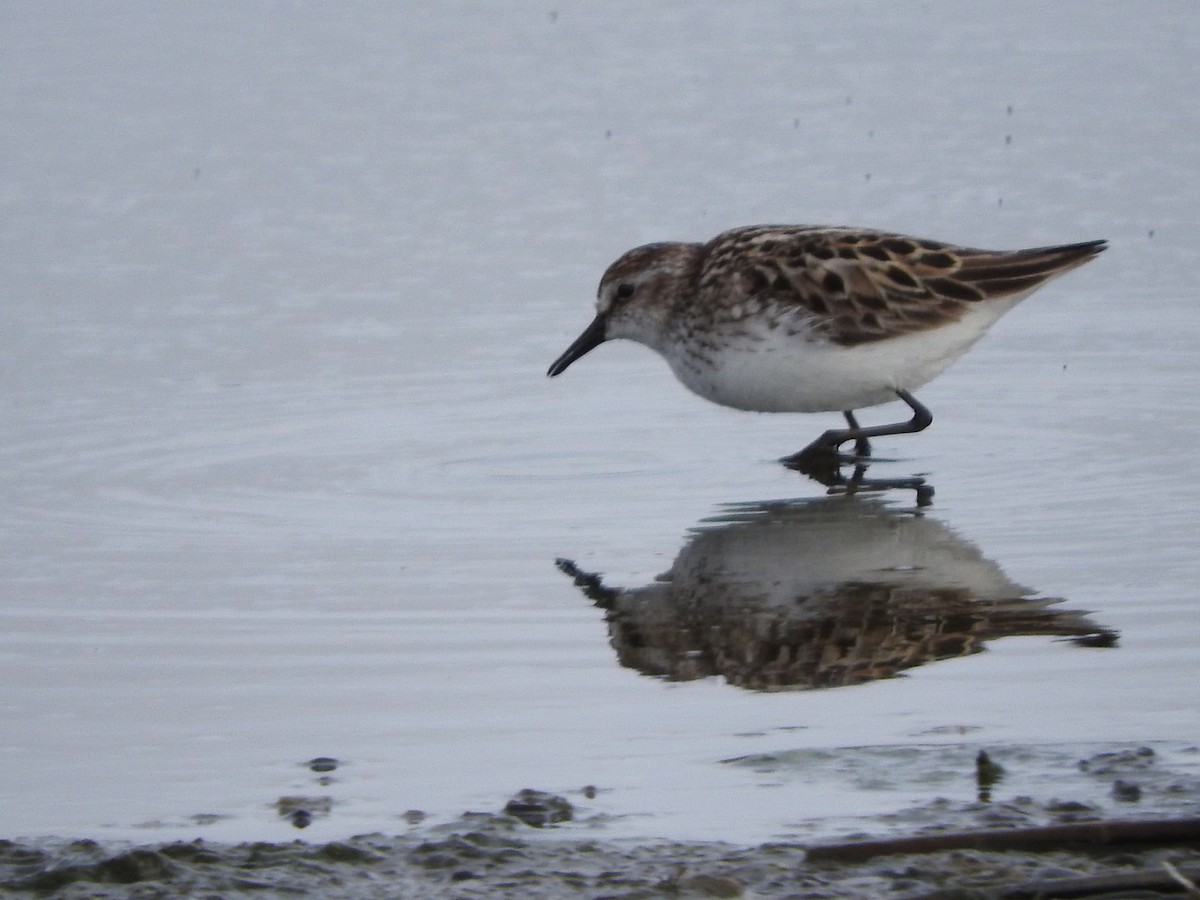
(503, 789), (573, 827)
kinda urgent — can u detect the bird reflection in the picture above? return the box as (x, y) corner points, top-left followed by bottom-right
(557, 497), (1114, 692)
(783, 447), (934, 507)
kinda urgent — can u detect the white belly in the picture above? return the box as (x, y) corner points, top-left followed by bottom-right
(664, 302), (1018, 413)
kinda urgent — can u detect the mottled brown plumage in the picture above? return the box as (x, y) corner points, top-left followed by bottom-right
(693, 226), (1106, 347)
(548, 224), (1106, 465)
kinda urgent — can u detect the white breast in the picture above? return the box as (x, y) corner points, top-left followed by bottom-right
(663, 299), (1023, 413)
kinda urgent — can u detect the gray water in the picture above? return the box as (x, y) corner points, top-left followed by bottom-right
(2, 2), (1198, 846)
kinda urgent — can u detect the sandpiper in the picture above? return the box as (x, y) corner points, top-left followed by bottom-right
(548, 225), (1105, 464)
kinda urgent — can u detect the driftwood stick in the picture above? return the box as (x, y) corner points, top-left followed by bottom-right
(804, 817), (1200, 863)
(999, 864), (1200, 899)
(1164, 861), (1200, 898)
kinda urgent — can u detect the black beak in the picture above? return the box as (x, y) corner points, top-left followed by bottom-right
(547, 314), (607, 377)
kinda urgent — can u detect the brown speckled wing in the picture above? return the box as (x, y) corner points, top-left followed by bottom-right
(701, 226), (1106, 347)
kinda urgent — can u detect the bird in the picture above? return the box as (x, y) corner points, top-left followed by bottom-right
(547, 224), (1105, 465)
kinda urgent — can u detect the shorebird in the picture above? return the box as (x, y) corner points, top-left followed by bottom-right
(548, 225), (1105, 466)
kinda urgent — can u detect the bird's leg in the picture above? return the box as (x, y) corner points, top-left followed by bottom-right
(843, 410), (871, 458)
(783, 390), (933, 465)
(847, 389), (933, 447)
(781, 391), (935, 506)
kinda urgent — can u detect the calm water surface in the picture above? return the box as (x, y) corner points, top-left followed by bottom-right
(1, 3), (1198, 844)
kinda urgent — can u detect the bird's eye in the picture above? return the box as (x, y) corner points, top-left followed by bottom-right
(614, 283), (635, 300)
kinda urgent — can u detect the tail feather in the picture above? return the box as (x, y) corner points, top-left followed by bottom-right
(959, 239), (1106, 299)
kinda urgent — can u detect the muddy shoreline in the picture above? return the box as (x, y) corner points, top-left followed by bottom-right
(4, 817), (1200, 899)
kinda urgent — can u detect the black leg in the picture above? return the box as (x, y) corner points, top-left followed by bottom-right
(843, 410), (871, 458)
(784, 390), (933, 466)
(781, 391), (935, 506)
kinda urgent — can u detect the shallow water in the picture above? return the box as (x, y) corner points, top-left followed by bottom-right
(1, 3), (1198, 846)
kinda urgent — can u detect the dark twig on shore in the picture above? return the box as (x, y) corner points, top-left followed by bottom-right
(998, 862), (1200, 899)
(804, 817), (1200, 863)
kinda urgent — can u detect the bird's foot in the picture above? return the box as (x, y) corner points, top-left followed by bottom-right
(779, 445), (858, 481)
(780, 433), (868, 479)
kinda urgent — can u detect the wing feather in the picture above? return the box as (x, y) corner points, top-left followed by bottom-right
(699, 227), (1105, 346)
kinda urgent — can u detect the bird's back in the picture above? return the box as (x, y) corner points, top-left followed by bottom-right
(691, 226), (1106, 348)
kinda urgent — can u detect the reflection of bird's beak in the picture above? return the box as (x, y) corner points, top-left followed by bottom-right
(547, 313), (608, 377)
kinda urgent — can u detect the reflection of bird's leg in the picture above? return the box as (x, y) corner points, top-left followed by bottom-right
(785, 390), (933, 464)
(831, 467), (935, 508)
